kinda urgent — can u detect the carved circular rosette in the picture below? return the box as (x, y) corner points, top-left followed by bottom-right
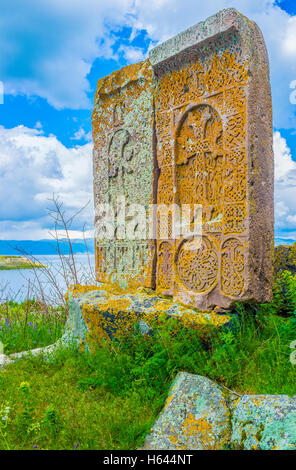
(175, 235), (219, 294)
(221, 237), (245, 298)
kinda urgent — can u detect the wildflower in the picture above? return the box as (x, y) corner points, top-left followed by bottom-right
(74, 442), (79, 449)
(19, 381), (30, 393)
(28, 322), (33, 327)
(0, 403), (11, 422)
(33, 445), (38, 449)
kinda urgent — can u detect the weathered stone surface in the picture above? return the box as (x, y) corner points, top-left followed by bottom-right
(150, 8), (274, 309)
(143, 373), (296, 451)
(92, 8), (274, 310)
(64, 285), (231, 350)
(231, 395), (296, 450)
(92, 60), (156, 290)
(143, 372), (231, 450)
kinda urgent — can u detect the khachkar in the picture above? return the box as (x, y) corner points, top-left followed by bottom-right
(92, 8), (274, 310)
(92, 61), (156, 289)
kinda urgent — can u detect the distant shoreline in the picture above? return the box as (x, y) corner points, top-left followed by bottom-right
(0, 255), (46, 270)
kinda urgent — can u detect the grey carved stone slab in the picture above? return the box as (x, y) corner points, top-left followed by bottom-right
(92, 61), (156, 289)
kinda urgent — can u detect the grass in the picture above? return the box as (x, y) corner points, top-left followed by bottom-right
(0, 255), (46, 270)
(0, 270), (296, 450)
(0, 300), (67, 355)
(1, 291), (296, 449)
(0, 347), (163, 450)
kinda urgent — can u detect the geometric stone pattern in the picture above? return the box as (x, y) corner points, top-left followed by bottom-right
(92, 61), (156, 289)
(92, 8), (274, 309)
(150, 8), (274, 309)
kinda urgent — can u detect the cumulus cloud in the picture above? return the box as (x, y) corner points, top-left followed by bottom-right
(118, 45), (146, 63)
(274, 130), (296, 180)
(130, 0), (296, 129)
(0, 0), (132, 109)
(282, 16), (296, 57)
(1, 0), (296, 127)
(0, 125), (93, 240)
(274, 131), (296, 237)
(0, 127), (295, 240)
(71, 128), (92, 142)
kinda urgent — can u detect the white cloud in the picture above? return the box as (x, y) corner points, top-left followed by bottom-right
(287, 214), (296, 224)
(274, 131), (296, 237)
(129, 0), (296, 129)
(282, 16), (296, 57)
(71, 128), (92, 142)
(118, 45), (146, 63)
(274, 130), (296, 180)
(1, 0), (296, 126)
(1, 128), (296, 241)
(0, 125), (93, 240)
(0, 0), (133, 109)
(275, 200), (289, 218)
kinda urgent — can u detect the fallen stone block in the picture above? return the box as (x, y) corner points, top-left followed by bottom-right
(63, 285), (231, 350)
(231, 395), (296, 450)
(143, 372), (231, 450)
(142, 372), (296, 450)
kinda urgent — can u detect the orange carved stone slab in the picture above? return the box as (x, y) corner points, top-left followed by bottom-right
(150, 8), (274, 309)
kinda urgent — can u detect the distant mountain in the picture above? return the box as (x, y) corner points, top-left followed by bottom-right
(275, 238), (295, 246)
(0, 239), (95, 255)
(0, 237), (294, 255)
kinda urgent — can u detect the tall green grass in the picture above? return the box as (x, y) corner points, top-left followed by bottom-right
(1, 270), (296, 449)
(1, 282), (296, 449)
(0, 300), (67, 354)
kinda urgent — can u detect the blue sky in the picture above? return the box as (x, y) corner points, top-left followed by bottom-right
(0, 0), (296, 240)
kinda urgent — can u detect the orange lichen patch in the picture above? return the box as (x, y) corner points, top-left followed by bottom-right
(164, 392), (175, 410)
(94, 60), (153, 99)
(65, 284), (100, 300)
(66, 283), (230, 351)
(165, 408), (228, 450)
(182, 415), (216, 450)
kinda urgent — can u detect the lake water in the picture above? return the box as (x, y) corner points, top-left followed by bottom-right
(0, 254), (96, 304)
